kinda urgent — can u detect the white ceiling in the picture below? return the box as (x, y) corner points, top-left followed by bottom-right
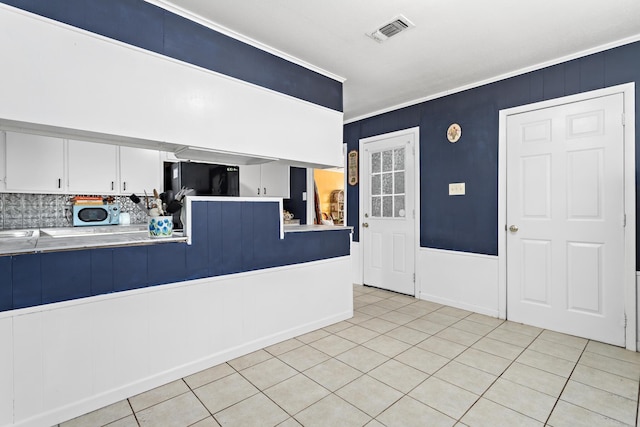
(153, 0), (640, 121)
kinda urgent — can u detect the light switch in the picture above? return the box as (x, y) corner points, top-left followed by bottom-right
(302, 191), (307, 201)
(449, 182), (465, 196)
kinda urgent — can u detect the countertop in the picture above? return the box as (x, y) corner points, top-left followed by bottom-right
(0, 224), (187, 256)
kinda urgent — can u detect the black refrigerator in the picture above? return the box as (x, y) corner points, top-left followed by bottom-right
(170, 162), (240, 197)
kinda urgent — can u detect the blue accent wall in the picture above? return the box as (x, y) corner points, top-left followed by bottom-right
(0, 200), (351, 312)
(345, 41), (640, 265)
(0, 0), (342, 112)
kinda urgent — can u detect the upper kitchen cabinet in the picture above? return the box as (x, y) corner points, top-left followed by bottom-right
(240, 163), (290, 198)
(5, 132), (65, 193)
(119, 146), (161, 195)
(68, 139), (118, 194)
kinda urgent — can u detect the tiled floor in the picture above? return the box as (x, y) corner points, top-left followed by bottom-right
(59, 285), (640, 427)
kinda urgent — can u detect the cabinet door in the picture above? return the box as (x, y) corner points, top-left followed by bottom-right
(260, 163), (290, 198)
(119, 146), (160, 195)
(239, 164), (261, 197)
(68, 140), (118, 194)
(5, 132), (65, 193)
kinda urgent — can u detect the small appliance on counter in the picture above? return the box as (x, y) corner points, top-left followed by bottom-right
(71, 196), (120, 226)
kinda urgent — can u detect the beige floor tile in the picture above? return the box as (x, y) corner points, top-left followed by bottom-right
(346, 312), (373, 324)
(335, 345), (389, 372)
(374, 298), (409, 310)
(539, 329), (588, 350)
(294, 394), (371, 427)
(497, 321), (543, 337)
(465, 313), (504, 327)
(303, 358), (362, 391)
(484, 378), (557, 422)
(579, 351), (640, 380)
(336, 374), (404, 417)
(395, 346), (449, 374)
(451, 319), (496, 336)
(61, 400), (133, 427)
(104, 415), (139, 427)
(193, 372), (259, 414)
(529, 337), (584, 362)
(136, 392), (209, 427)
(384, 325), (430, 345)
(184, 363), (235, 390)
(358, 304), (392, 317)
(396, 304), (435, 318)
(486, 328), (536, 347)
(355, 294), (384, 304)
(323, 320), (353, 334)
(378, 310), (415, 325)
(471, 336), (524, 360)
(461, 398), (542, 427)
(500, 362), (567, 397)
(409, 376), (478, 419)
(190, 417), (220, 427)
(516, 349), (576, 377)
(422, 312), (461, 327)
(296, 329), (331, 344)
(240, 357), (298, 389)
(405, 318), (448, 335)
(336, 324), (381, 344)
(129, 379), (190, 412)
(389, 294), (417, 304)
(417, 336), (467, 359)
(362, 335), (412, 358)
(435, 327), (482, 347)
(359, 317), (399, 334)
(436, 306), (473, 319)
(365, 419), (386, 427)
(585, 341), (640, 365)
(368, 359), (429, 393)
(571, 364), (638, 400)
(560, 380), (636, 425)
(277, 418), (302, 427)
(412, 299), (445, 312)
(455, 348), (511, 376)
(377, 396), (456, 427)
(228, 349), (272, 371)
(214, 393), (288, 427)
(265, 338), (305, 356)
(548, 400), (630, 427)
(277, 345), (330, 371)
(434, 361), (497, 395)
(264, 374), (330, 415)
(309, 334), (357, 357)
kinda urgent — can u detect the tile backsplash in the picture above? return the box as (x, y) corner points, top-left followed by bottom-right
(0, 193), (149, 230)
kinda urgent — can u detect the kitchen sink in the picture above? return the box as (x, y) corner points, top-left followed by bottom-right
(41, 225), (147, 238)
(0, 229), (37, 239)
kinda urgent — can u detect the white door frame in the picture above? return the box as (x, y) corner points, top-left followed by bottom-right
(498, 83), (636, 350)
(359, 126), (421, 295)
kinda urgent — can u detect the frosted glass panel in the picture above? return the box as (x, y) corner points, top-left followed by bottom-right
(394, 195), (405, 217)
(382, 150), (393, 172)
(394, 148), (405, 170)
(372, 196), (381, 217)
(371, 175), (381, 195)
(394, 172), (404, 194)
(382, 173), (393, 195)
(371, 152), (381, 173)
(382, 196), (393, 217)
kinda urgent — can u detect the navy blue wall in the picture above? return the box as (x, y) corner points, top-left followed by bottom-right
(345, 42), (640, 263)
(0, 0), (342, 112)
(0, 201), (350, 312)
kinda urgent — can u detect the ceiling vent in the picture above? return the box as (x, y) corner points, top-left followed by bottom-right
(367, 15), (415, 43)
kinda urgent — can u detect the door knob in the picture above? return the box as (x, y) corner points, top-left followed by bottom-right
(509, 225), (519, 232)
(363, 223), (369, 228)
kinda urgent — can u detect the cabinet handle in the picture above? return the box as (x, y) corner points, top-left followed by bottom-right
(264, 187), (267, 195)
(123, 182), (127, 191)
(111, 181), (114, 191)
(257, 187), (260, 196)
(58, 178), (61, 189)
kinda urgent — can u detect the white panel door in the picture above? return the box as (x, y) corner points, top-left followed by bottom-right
(506, 93), (625, 346)
(119, 146), (161, 195)
(6, 132), (65, 193)
(68, 139), (118, 194)
(362, 132), (415, 295)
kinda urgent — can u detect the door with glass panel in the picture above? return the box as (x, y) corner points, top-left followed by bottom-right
(361, 131), (415, 295)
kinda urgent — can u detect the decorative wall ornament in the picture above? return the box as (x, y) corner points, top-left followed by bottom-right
(348, 150), (359, 186)
(447, 123), (462, 143)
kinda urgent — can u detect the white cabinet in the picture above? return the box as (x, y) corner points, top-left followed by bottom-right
(119, 146), (161, 195)
(240, 163), (289, 198)
(68, 139), (118, 194)
(5, 132), (65, 193)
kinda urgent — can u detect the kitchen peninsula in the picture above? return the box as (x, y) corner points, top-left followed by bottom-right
(0, 196), (352, 427)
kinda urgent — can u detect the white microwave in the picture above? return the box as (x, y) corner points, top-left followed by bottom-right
(72, 203), (120, 226)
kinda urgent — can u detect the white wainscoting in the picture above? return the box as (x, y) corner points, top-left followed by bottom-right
(351, 241), (362, 285)
(0, 5), (343, 168)
(417, 248), (500, 318)
(637, 272), (640, 350)
(0, 256), (352, 427)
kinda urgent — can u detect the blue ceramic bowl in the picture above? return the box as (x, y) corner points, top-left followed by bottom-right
(148, 216), (173, 238)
